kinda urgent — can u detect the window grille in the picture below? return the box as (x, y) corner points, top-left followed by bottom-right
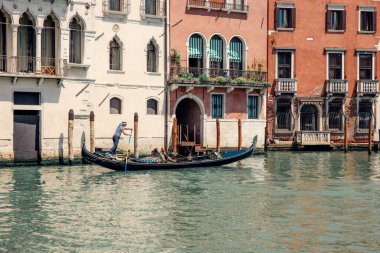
(276, 98), (292, 130)
(328, 99), (343, 130)
(247, 96), (259, 119)
(300, 105), (318, 131)
(358, 100), (372, 129)
(212, 94), (223, 119)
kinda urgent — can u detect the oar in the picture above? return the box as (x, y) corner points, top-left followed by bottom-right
(124, 129), (133, 174)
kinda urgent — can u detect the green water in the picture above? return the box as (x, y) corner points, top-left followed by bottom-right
(0, 152), (380, 252)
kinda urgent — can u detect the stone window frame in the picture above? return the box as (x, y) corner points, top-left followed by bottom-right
(325, 48), (346, 80)
(247, 94), (261, 120)
(210, 92), (225, 119)
(146, 97), (160, 115)
(326, 4), (346, 33)
(356, 50), (376, 81)
(274, 47), (295, 80)
(358, 6), (376, 34)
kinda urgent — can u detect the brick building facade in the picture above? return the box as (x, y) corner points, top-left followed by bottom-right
(267, 0), (380, 149)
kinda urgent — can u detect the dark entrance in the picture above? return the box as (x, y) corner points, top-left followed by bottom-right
(175, 98), (202, 145)
(300, 105), (318, 131)
(13, 110), (40, 163)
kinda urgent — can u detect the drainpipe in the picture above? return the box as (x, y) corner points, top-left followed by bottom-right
(163, 0), (169, 151)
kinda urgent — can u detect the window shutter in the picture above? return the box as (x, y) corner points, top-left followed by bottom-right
(373, 11), (377, 32)
(292, 8), (296, 28)
(275, 7), (279, 29)
(326, 10), (331, 31)
(342, 10), (346, 30)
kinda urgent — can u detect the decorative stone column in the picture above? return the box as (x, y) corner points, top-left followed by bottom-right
(35, 27), (42, 73)
(11, 24), (19, 73)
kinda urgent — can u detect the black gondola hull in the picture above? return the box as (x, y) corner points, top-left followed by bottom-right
(82, 136), (257, 171)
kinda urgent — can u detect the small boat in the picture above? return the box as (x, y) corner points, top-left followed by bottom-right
(82, 136), (258, 171)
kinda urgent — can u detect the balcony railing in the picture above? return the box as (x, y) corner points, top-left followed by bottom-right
(186, 0), (249, 13)
(169, 66), (268, 86)
(103, 0), (130, 15)
(326, 79), (348, 95)
(296, 131), (331, 146)
(141, 0), (166, 18)
(275, 78), (297, 95)
(0, 56), (66, 77)
(357, 80), (379, 96)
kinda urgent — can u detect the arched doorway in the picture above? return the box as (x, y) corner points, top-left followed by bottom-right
(300, 104), (318, 131)
(175, 98), (203, 145)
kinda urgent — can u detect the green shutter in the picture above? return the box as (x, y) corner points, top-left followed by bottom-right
(188, 35), (203, 59)
(229, 38), (242, 63)
(210, 37), (223, 62)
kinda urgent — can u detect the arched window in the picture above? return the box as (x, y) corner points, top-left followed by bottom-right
(229, 37), (243, 77)
(18, 12), (36, 72)
(0, 10), (9, 71)
(300, 105), (318, 131)
(69, 16), (84, 64)
(188, 34), (204, 76)
(147, 40), (157, 72)
(147, 98), (158, 115)
(110, 97), (122, 114)
(209, 35), (224, 75)
(109, 38), (121, 70)
(42, 15), (57, 74)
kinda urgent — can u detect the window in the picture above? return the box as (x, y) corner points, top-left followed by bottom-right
(358, 100), (372, 130)
(147, 99), (158, 115)
(109, 0), (123, 12)
(145, 0), (158, 16)
(300, 105), (318, 131)
(69, 16), (84, 64)
(110, 38), (121, 70)
(328, 53), (343, 79)
(277, 52), (292, 79)
(211, 94), (224, 119)
(18, 13), (36, 72)
(188, 34), (204, 76)
(360, 10), (376, 32)
(147, 40), (157, 72)
(42, 15), (57, 75)
(276, 98), (292, 130)
(209, 35), (224, 75)
(328, 99), (343, 130)
(229, 37), (243, 76)
(14, 92), (41, 105)
(326, 8), (346, 31)
(110, 97), (122, 114)
(275, 7), (295, 29)
(247, 95), (259, 119)
(358, 53), (373, 80)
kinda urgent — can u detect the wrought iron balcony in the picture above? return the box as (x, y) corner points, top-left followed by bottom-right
(103, 0), (130, 15)
(357, 80), (379, 96)
(141, 0), (166, 19)
(275, 78), (297, 95)
(186, 0), (249, 13)
(326, 79), (348, 95)
(296, 131), (331, 146)
(169, 66), (268, 87)
(0, 56), (67, 78)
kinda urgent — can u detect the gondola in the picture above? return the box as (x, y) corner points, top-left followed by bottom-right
(82, 136), (258, 171)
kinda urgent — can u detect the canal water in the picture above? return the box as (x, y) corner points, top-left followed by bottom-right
(0, 152), (380, 252)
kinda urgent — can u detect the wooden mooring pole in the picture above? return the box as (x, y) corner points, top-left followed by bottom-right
(238, 119), (242, 150)
(68, 109), (74, 165)
(90, 111), (95, 153)
(134, 113), (139, 158)
(216, 119), (220, 152)
(344, 116), (348, 153)
(172, 118), (178, 154)
(368, 116), (373, 154)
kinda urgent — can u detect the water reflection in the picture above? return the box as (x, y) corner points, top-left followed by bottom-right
(0, 152), (379, 252)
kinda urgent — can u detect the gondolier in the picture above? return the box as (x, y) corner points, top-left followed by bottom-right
(110, 121), (133, 155)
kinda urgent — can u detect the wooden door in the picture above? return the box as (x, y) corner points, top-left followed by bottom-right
(13, 111), (40, 162)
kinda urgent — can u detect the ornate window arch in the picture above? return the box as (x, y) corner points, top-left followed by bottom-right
(42, 14), (59, 74)
(69, 15), (85, 64)
(0, 8), (11, 71)
(109, 36), (122, 70)
(18, 11), (36, 72)
(147, 38), (159, 72)
(110, 97), (122, 114)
